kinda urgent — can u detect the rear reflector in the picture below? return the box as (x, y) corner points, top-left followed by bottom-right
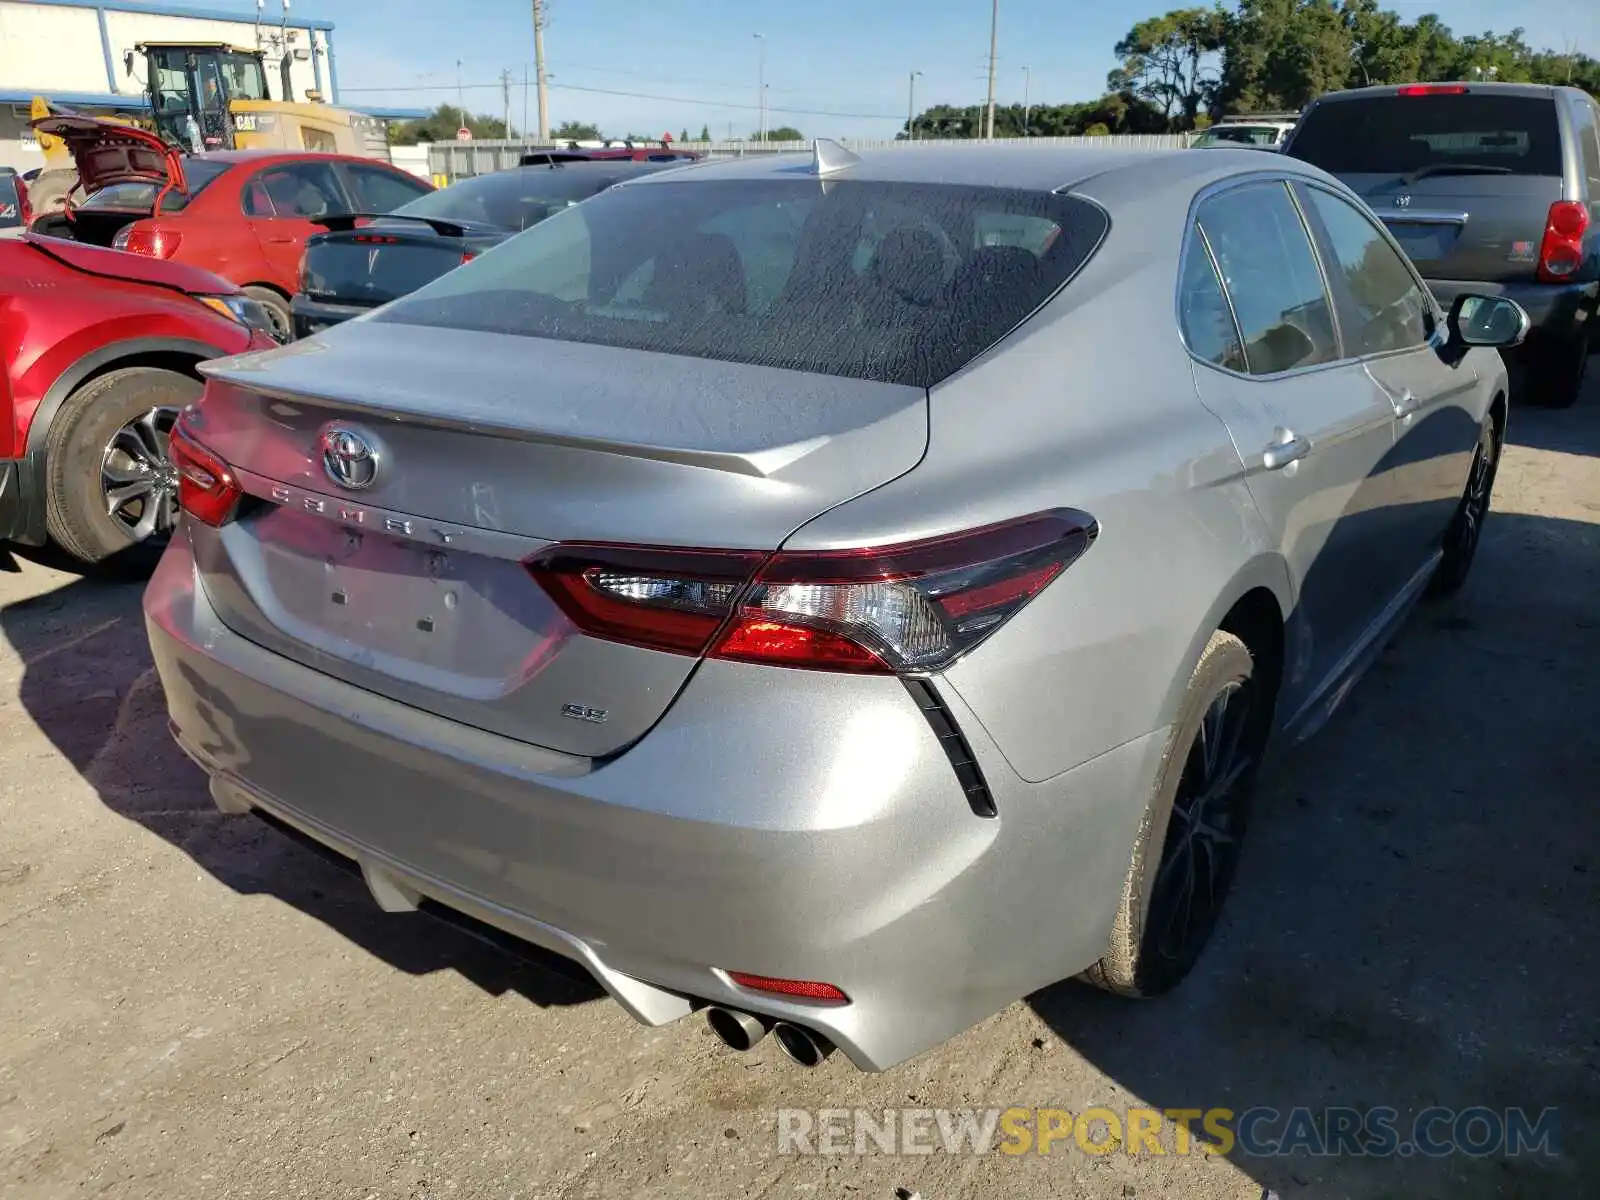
(1538, 201), (1590, 282)
(726, 971), (849, 1004)
(1396, 84), (1469, 96)
(527, 510), (1098, 674)
(169, 412), (242, 527)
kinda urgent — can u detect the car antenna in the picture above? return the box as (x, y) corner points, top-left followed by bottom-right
(811, 138), (860, 177)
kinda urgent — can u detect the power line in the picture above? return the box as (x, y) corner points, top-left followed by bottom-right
(338, 78), (900, 120)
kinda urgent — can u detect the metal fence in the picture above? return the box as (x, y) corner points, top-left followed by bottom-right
(425, 133), (1194, 184)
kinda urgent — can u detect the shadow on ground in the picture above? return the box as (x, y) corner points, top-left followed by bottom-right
(1026, 396), (1600, 1196)
(1, 565), (603, 1010)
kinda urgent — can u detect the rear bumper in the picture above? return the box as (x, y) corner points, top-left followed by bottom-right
(1426, 277), (1598, 351)
(144, 530), (1165, 1070)
(290, 294), (374, 340)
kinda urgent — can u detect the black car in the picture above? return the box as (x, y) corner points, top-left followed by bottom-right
(1285, 82), (1600, 407)
(291, 159), (685, 338)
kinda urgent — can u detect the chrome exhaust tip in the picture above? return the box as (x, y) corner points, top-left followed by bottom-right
(772, 1021), (835, 1068)
(706, 1006), (771, 1052)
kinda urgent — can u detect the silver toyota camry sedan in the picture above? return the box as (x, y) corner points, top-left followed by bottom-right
(146, 142), (1528, 1071)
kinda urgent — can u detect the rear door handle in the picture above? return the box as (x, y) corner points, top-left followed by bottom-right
(1390, 389), (1421, 417)
(1262, 430), (1311, 470)
(265, 236), (296, 244)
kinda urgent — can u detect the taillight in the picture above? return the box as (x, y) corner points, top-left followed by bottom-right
(168, 413), (242, 527)
(1396, 84), (1469, 96)
(296, 250), (311, 292)
(123, 226), (182, 259)
(460, 250), (477, 265)
(16, 177), (31, 227)
(351, 233), (401, 243)
(528, 510), (1097, 674)
(1537, 201), (1589, 283)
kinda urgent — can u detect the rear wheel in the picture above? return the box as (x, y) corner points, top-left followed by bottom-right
(1084, 631), (1267, 997)
(242, 286), (292, 342)
(43, 366), (200, 570)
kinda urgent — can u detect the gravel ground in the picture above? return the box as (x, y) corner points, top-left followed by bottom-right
(1, 377), (1596, 1200)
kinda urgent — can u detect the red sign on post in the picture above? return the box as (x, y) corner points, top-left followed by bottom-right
(456, 127), (472, 141)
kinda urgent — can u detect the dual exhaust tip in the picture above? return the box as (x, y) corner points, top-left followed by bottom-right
(706, 1005), (834, 1068)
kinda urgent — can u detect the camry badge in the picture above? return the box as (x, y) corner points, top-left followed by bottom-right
(319, 424), (380, 491)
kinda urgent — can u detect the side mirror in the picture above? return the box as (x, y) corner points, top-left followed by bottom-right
(1448, 293), (1530, 350)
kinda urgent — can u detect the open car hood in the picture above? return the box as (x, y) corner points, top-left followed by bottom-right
(29, 112), (188, 197)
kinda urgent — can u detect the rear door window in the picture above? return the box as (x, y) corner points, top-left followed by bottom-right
(241, 162), (347, 218)
(1195, 182), (1339, 375)
(1574, 100), (1600, 202)
(375, 179), (1109, 388)
(1301, 186), (1432, 356)
(1288, 94), (1563, 177)
(1178, 233), (1247, 372)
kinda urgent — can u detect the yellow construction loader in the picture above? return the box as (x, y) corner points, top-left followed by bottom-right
(27, 41), (388, 216)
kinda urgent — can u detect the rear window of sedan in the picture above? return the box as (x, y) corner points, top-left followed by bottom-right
(374, 179), (1109, 388)
(77, 159), (230, 214)
(1289, 94), (1563, 177)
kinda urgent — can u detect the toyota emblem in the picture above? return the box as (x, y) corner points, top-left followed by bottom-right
(319, 424), (380, 491)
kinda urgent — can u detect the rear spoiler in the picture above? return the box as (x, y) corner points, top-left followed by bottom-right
(311, 212), (470, 238)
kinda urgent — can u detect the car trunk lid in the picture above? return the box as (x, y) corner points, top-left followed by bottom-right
(30, 112), (188, 201)
(189, 320), (928, 757)
(301, 216), (507, 309)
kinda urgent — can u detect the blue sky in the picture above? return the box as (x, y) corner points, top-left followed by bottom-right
(215, 0), (1597, 138)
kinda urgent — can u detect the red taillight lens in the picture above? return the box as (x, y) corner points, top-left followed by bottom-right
(1538, 200), (1589, 282)
(16, 177), (32, 227)
(1397, 84), (1469, 96)
(531, 546), (767, 655)
(351, 233), (401, 243)
(460, 250), (477, 265)
(168, 414), (242, 527)
(124, 226), (182, 259)
(726, 971), (849, 1004)
(527, 510), (1097, 673)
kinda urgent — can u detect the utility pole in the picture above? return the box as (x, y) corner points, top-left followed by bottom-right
(1021, 65), (1030, 136)
(753, 34), (766, 143)
(907, 70), (921, 140)
(984, 0), (998, 139)
(523, 64), (530, 138)
(501, 68), (512, 137)
(456, 58), (466, 130)
(533, 0), (549, 140)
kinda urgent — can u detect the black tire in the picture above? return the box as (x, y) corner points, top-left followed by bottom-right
(1525, 334), (1590, 409)
(43, 366), (200, 571)
(1084, 631), (1267, 997)
(241, 286), (292, 342)
(1428, 414), (1500, 599)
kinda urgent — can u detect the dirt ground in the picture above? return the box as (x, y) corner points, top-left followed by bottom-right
(1, 377), (1597, 1200)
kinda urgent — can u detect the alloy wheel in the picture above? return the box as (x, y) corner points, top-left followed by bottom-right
(1150, 679), (1254, 965)
(101, 406), (180, 542)
(1453, 426), (1497, 568)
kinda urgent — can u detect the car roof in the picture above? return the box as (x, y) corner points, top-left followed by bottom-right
(624, 144), (1336, 196)
(1310, 81), (1579, 103)
(195, 149), (380, 166)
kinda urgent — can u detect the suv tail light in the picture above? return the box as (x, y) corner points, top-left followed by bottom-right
(1537, 201), (1589, 283)
(169, 413), (242, 527)
(529, 511), (1097, 674)
(123, 226), (182, 259)
(15, 174), (31, 228)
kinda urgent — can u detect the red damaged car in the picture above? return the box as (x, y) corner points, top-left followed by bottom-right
(0, 232), (277, 568)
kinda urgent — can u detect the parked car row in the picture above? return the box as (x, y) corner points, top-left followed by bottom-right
(2, 84), (1595, 1075)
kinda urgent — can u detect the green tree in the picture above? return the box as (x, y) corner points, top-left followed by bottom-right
(1109, 7), (1227, 129)
(1083, 122), (1112, 136)
(387, 104), (511, 145)
(679, 128), (689, 143)
(553, 119), (603, 141)
(698, 123), (711, 141)
(753, 126), (805, 141)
